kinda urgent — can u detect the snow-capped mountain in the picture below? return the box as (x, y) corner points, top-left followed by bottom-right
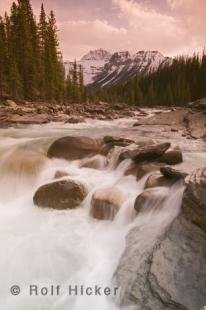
(64, 49), (111, 85)
(64, 49), (172, 87)
(90, 50), (172, 88)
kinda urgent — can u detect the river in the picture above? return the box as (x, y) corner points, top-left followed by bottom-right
(0, 118), (205, 310)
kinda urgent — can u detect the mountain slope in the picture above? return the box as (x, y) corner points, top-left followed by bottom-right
(64, 49), (172, 88)
(90, 50), (172, 88)
(64, 49), (111, 85)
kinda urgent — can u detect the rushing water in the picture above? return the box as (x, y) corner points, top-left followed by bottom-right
(0, 119), (205, 310)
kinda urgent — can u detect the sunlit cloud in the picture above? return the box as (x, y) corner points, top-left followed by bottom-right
(0, 0), (205, 59)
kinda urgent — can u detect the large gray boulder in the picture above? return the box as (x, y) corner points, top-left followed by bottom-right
(33, 179), (88, 210)
(114, 167), (206, 310)
(47, 136), (102, 160)
(183, 167), (206, 232)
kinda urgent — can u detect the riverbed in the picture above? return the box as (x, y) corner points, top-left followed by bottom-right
(0, 118), (205, 310)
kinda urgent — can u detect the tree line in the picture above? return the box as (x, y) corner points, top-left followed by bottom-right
(91, 52), (206, 106)
(0, 0), (85, 103)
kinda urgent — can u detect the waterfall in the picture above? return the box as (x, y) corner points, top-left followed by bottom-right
(0, 122), (191, 310)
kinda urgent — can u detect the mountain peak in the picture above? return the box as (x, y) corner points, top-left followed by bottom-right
(64, 49), (172, 87)
(81, 49), (111, 61)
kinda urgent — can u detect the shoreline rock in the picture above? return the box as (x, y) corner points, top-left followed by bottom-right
(114, 166), (206, 310)
(47, 136), (103, 160)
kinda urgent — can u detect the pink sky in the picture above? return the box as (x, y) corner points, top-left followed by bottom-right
(0, 0), (205, 60)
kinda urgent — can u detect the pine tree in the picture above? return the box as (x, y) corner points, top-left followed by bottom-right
(0, 17), (7, 98)
(78, 64), (85, 102)
(38, 3), (47, 99)
(5, 6), (23, 99)
(70, 60), (80, 102)
(13, 0), (40, 99)
(44, 10), (65, 101)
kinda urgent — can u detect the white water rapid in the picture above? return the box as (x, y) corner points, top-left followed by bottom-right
(0, 119), (202, 310)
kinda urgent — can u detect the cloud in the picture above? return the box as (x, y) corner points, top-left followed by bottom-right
(1, 0), (205, 59)
(111, 0), (205, 56)
(58, 19), (127, 59)
(112, 0), (188, 55)
(166, 0), (206, 53)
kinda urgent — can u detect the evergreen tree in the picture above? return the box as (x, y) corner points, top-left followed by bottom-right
(44, 10), (65, 101)
(13, 0), (40, 99)
(0, 17), (7, 97)
(38, 3), (47, 99)
(94, 51), (206, 107)
(78, 64), (85, 102)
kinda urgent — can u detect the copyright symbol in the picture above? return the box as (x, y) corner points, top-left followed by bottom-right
(10, 285), (20, 296)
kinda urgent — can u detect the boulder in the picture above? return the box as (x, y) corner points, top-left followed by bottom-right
(65, 117), (85, 124)
(33, 179), (88, 210)
(5, 99), (18, 109)
(119, 142), (171, 163)
(188, 97), (206, 111)
(47, 136), (102, 160)
(187, 112), (206, 139)
(183, 167), (206, 232)
(103, 136), (134, 146)
(101, 136), (134, 155)
(136, 162), (164, 180)
(134, 188), (168, 214)
(54, 170), (70, 179)
(144, 173), (175, 189)
(160, 166), (188, 180)
(8, 114), (49, 124)
(114, 167), (206, 310)
(158, 149), (183, 165)
(90, 187), (125, 220)
(80, 155), (107, 169)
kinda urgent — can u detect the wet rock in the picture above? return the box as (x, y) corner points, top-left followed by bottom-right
(8, 114), (49, 124)
(33, 179), (88, 210)
(103, 136), (134, 146)
(101, 136), (134, 155)
(47, 136), (102, 160)
(183, 167), (206, 232)
(134, 188), (169, 214)
(119, 142), (171, 163)
(136, 162), (164, 180)
(186, 112), (206, 139)
(114, 167), (206, 310)
(54, 170), (70, 179)
(80, 155), (107, 169)
(171, 128), (178, 132)
(188, 97), (206, 111)
(160, 166), (188, 180)
(158, 149), (183, 165)
(144, 173), (175, 189)
(65, 116), (85, 124)
(5, 99), (18, 109)
(133, 122), (143, 127)
(90, 187), (124, 220)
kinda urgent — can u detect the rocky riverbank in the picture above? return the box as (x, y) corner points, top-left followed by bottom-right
(0, 99), (138, 127)
(0, 99), (205, 141)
